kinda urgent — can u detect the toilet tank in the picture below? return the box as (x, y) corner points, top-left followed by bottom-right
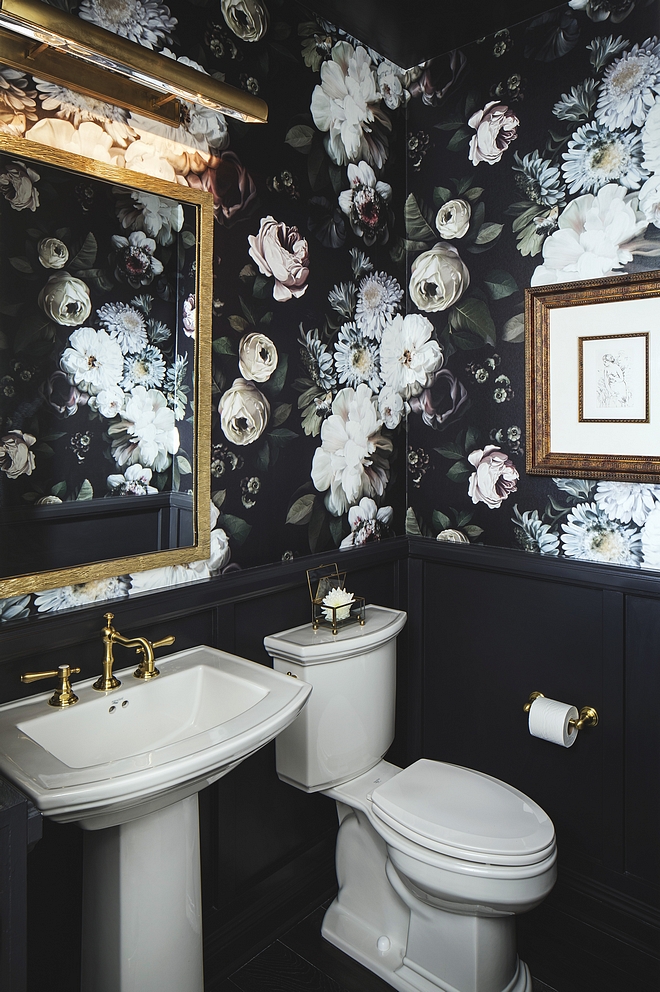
(263, 605), (407, 793)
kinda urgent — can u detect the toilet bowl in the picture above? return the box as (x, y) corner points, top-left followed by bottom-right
(264, 606), (557, 992)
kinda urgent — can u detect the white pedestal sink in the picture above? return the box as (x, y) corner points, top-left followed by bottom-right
(0, 646), (312, 992)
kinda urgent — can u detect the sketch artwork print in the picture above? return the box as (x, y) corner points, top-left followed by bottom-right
(579, 332), (649, 424)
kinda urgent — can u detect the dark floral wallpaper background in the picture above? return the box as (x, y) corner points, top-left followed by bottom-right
(1, 0), (660, 621)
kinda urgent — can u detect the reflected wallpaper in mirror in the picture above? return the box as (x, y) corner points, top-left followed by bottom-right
(0, 135), (211, 594)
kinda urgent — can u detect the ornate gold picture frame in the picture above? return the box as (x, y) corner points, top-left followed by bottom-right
(526, 271), (660, 482)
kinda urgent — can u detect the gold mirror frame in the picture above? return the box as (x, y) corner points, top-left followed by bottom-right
(0, 133), (212, 597)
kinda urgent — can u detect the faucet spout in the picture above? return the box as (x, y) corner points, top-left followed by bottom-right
(93, 613), (175, 691)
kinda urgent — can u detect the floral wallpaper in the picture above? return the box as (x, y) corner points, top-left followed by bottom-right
(2, 0), (659, 624)
(405, 0), (660, 571)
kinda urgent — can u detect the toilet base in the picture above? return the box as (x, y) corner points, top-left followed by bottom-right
(322, 804), (532, 992)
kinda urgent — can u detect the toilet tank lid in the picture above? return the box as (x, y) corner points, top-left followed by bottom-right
(370, 759), (555, 864)
(263, 605), (407, 665)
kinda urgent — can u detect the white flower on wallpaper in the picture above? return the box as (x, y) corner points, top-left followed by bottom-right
(641, 99), (660, 170)
(115, 191), (184, 246)
(109, 385), (179, 471)
(60, 327), (124, 395)
(334, 322), (382, 391)
(354, 271), (403, 340)
(560, 502), (642, 565)
(340, 497), (393, 548)
(34, 576), (131, 614)
(26, 119), (126, 165)
(97, 303), (149, 355)
(379, 313), (443, 399)
(561, 121), (647, 194)
(638, 173), (660, 224)
(122, 346), (167, 390)
(595, 37), (660, 130)
(512, 506), (560, 556)
(34, 80), (135, 146)
(593, 481), (660, 526)
(530, 183), (647, 284)
(310, 41), (390, 169)
(0, 67), (37, 137)
(78, 0), (177, 51)
(641, 503), (660, 568)
(311, 384), (392, 516)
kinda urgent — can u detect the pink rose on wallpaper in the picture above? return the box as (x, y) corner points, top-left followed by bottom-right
(467, 445), (519, 509)
(248, 216), (309, 302)
(187, 152), (257, 226)
(468, 102), (519, 166)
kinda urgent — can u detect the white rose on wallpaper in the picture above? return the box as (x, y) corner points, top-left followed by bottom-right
(60, 327), (124, 395)
(0, 430), (36, 479)
(435, 198), (471, 239)
(311, 383), (392, 516)
(248, 216), (310, 302)
(221, 0), (269, 41)
(380, 313), (443, 399)
(377, 384), (405, 430)
(238, 332), (278, 383)
(437, 529), (469, 543)
(109, 386), (179, 471)
(530, 184), (647, 285)
(377, 61), (410, 110)
(182, 295), (196, 338)
(26, 119), (125, 166)
(218, 379), (270, 446)
(39, 273), (92, 327)
(311, 41), (390, 169)
(467, 446), (519, 509)
(90, 385), (126, 420)
(37, 237), (69, 269)
(467, 101), (519, 166)
(77, 0), (176, 50)
(409, 245), (470, 312)
(0, 159), (39, 211)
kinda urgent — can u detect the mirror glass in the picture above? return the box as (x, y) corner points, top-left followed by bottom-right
(0, 134), (211, 596)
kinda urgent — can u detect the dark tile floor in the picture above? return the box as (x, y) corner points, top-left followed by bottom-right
(218, 903), (559, 992)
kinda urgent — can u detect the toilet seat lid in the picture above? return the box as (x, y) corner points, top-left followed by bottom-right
(370, 760), (555, 866)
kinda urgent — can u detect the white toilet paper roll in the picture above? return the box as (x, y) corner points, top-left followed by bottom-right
(528, 696), (580, 747)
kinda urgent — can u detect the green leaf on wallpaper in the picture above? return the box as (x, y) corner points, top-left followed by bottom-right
(405, 507), (423, 537)
(252, 274), (272, 299)
(271, 403), (292, 427)
(212, 490), (226, 510)
(9, 257), (33, 274)
(404, 194), (436, 245)
(228, 315), (249, 332)
(328, 162), (344, 195)
(180, 231), (197, 249)
(484, 270), (518, 300)
(51, 481), (67, 499)
(433, 444), (464, 461)
(402, 238), (433, 253)
(502, 313), (525, 343)
(213, 336), (237, 355)
(76, 479), (93, 501)
(268, 428), (297, 448)
(448, 298), (496, 347)
(452, 177), (474, 196)
(464, 525), (484, 538)
(239, 296), (259, 325)
(465, 426), (480, 452)
(454, 508), (473, 528)
(467, 200), (485, 235)
(219, 514), (252, 546)
(465, 93), (479, 118)
(256, 440), (270, 472)
(446, 461), (473, 483)
(286, 493), (316, 526)
(308, 498), (327, 553)
(447, 127), (472, 152)
(433, 186), (452, 206)
(432, 510), (451, 532)
(463, 187), (484, 203)
(475, 222), (504, 245)
(435, 119), (464, 131)
(176, 455), (192, 475)
(263, 353), (288, 396)
(260, 311), (273, 325)
(329, 515), (346, 547)
(69, 232), (97, 271)
(84, 268), (114, 292)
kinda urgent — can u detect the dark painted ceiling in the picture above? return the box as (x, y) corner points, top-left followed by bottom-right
(299, 0), (566, 68)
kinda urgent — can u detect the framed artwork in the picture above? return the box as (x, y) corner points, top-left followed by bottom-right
(526, 272), (660, 482)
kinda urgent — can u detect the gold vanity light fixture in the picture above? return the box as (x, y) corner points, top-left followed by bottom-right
(0, 0), (268, 126)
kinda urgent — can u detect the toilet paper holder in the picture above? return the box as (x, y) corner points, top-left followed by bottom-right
(523, 692), (599, 731)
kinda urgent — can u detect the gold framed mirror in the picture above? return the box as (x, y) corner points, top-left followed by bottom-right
(0, 132), (212, 596)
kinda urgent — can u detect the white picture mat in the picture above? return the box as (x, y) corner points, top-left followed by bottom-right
(549, 297), (660, 456)
(580, 333), (648, 421)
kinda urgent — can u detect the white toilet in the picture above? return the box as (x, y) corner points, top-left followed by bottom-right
(264, 605), (557, 992)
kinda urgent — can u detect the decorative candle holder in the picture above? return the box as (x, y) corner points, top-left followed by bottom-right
(306, 563), (366, 635)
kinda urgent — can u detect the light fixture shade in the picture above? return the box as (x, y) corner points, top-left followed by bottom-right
(0, 0), (268, 126)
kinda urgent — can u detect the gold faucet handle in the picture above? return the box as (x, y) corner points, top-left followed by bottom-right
(21, 665), (81, 707)
(134, 634), (175, 680)
(152, 635), (176, 650)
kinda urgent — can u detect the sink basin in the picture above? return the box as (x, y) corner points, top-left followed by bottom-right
(0, 643), (312, 992)
(0, 644), (311, 830)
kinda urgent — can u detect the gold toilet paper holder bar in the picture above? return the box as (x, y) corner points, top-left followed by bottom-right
(523, 692), (599, 731)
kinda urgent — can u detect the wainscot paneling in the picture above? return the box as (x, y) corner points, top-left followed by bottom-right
(0, 539), (407, 992)
(407, 537), (660, 992)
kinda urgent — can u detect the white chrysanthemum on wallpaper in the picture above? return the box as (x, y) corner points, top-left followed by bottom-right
(34, 577), (131, 614)
(512, 507), (560, 556)
(123, 346), (167, 390)
(334, 323), (382, 392)
(34, 80), (134, 146)
(354, 271), (403, 340)
(560, 502), (642, 566)
(512, 150), (565, 206)
(594, 481), (660, 526)
(562, 121), (647, 194)
(595, 37), (660, 131)
(531, 183), (647, 284)
(97, 303), (148, 355)
(310, 41), (389, 169)
(78, 0), (176, 50)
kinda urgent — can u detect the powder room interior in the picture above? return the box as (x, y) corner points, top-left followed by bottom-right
(0, 1), (658, 991)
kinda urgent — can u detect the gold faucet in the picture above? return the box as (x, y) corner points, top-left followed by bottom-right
(94, 612), (176, 691)
(21, 664), (81, 707)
